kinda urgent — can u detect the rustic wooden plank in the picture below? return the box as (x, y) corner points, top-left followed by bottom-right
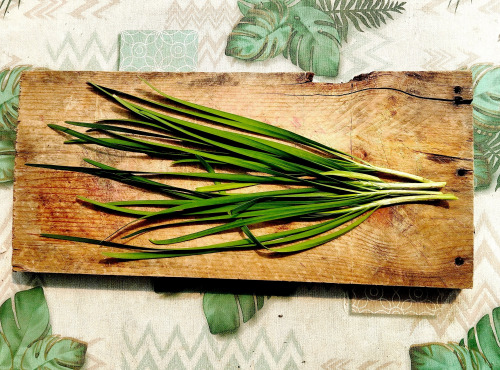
(13, 71), (473, 288)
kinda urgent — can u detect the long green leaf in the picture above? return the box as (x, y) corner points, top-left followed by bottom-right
(265, 207), (375, 253)
(92, 81), (361, 162)
(26, 162), (207, 200)
(148, 199), (370, 245)
(112, 96), (342, 175)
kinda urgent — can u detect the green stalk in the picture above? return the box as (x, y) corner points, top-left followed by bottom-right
(354, 181), (446, 189)
(321, 193), (457, 216)
(358, 164), (434, 183)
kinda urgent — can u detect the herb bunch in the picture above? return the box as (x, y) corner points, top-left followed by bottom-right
(29, 80), (457, 260)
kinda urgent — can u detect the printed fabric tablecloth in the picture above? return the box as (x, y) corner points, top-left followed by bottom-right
(1, 1), (500, 368)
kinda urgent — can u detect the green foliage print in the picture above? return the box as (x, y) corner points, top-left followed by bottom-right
(470, 63), (500, 191)
(317, 0), (406, 42)
(226, 0), (406, 77)
(0, 287), (87, 369)
(226, 0), (292, 61)
(203, 293), (267, 334)
(409, 307), (500, 369)
(0, 65), (30, 183)
(284, 5), (340, 77)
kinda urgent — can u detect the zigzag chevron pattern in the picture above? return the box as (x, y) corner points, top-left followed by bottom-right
(84, 353), (108, 370)
(322, 358), (402, 369)
(338, 27), (395, 81)
(162, 1), (240, 31)
(121, 323), (304, 369)
(0, 54), (22, 69)
(0, 190), (43, 306)
(423, 48), (480, 70)
(421, 280), (500, 338)
(163, 0), (241, 70)
(478, 0), (500, 13)
(69, 0), (120, 19)
(422, 0), (500, 14)
(422, 0), (461, 14)
(46, 31), (118, 71)
(84, 338), (108, 369)
(412, 209), (500, 338)
(197, 34), (233, 70)
(322, 358), (353, 369)
(23, 0), (68, 19)
(474, 210), (500, 275)
(21, 0), (120, 19)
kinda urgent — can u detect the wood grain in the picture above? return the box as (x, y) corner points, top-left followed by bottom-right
(13, 71), (473, 288)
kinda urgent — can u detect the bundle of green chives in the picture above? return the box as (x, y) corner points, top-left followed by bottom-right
(28, 79), (457, 260)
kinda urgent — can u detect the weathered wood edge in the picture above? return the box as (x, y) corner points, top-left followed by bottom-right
(12, 71), (474, 289)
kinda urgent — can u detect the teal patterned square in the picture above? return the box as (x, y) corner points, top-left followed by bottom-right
(119, 30), (197, 72)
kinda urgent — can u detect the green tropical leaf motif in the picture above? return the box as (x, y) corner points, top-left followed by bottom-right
(20, 335), (87, 370)
(0, 65), (30, 132)
(470, 63), (500, 191)
(0, 332), (12, 369)
(0, 287), (87, 369)
(0, 287), (52, 369)
(283, 5), (341, 77)
(203, 292), (267, 334)
(410, 342), (490, 369)
(226, 0), (291, 61)
(0, 65), (31, 183)
(318, 0), (406, 42)
(410, 307), (500, 369)
(474, 143), (492, 190)
(0, 155), (14, 184)
(475, 132), (500, 191)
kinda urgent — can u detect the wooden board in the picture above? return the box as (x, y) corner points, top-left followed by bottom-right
(13, 71), (474, 288)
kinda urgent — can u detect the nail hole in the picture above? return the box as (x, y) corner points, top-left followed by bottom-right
(455, 257), (464, 266)
(454, 86), (462, 94)
(456, 168), (467, 176)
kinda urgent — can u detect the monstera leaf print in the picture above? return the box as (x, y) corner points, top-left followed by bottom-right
(203, 292), (267, 334)
(20, 335), (87, 369)
(227, 0), (405, 77)
(470, 64), (500, 191)
(226, 0), (291, 61)
(0, 287), (87, 369)
(410, 307), (500, 369)
(0, 65), (30, 182)
(284, 5), (341, 77)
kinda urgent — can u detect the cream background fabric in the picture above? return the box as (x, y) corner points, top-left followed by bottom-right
(1, 1), (499, 368)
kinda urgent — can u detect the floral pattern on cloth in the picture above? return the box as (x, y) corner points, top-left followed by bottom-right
(472, 63), (500, 191)
(119, 30), (198, 72)
(0, 65), (30, 182)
